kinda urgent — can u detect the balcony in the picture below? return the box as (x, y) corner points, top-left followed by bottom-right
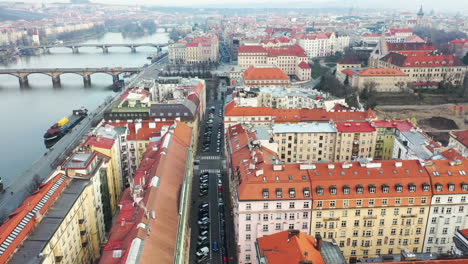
(401, 214), (417, 218)
(55, 256), (63, 263)
(353, 140), (360, 145)
(80, 230), (87, 236)
(324, 217), (340, 221)
(364, 215), (377, 219)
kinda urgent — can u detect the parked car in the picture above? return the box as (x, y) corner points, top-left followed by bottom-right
(199, 230), (209, 237)
(199, 203), (208, 209)
(213, 241), (219, 252)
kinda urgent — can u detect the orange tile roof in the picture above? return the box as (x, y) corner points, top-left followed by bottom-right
(425, 158), (468, 195)
(0, 173), (70, 263)
(243, 66), (289, 80)
(372, 120), (415, 132)
(377, 260), (468, 264)
(100, 122), (192, 264)
(335, 121), (376, 132)
(310, 160), (431, 200)
(452, 130), (468, 147)
(85, 136), (115, 149)
(257, 231), (326, 264)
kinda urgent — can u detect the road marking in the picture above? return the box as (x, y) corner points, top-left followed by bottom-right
(200, 169), (221, 173)
(200, 156), (221, 160)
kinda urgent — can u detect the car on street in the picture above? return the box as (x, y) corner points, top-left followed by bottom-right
(198, 219), (210, 225)
(218, 198), (224, 206)
(199, 203), (208, 209)
(213, 241), (219, 252)
(218, 186), (223, 193)
(199, 230), (209, 237)
(196, 247), (209, 258)
(217, 179), (222, 186)
(199, 225), (209, 231)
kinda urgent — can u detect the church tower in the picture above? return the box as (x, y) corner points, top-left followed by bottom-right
(417, 5), (424, 26)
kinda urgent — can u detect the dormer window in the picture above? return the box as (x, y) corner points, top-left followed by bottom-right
(343, 185), (350, 195)
(356, 185), (363, 194)
(409, 183), (416, 192)
(382, 184), (389, 193)
(423, 183), (430, 192)
(330, 185), (337, 195)
(303, 187), (310, 197)
(436, 183), (443, 192)
(462, 183), (468, 191)
(263, 188), (269, 198)
(395, 184), (403, 193)
(276, 188), (283, 198)
(289, 188), (296, 198)
(448, 183), (455, 192)
(433, 171), (440, 177)
(317, 186), (324, 195)
(369, 184), (376, 194)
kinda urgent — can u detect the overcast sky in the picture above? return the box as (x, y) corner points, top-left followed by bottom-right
(6, 0), (468, 12)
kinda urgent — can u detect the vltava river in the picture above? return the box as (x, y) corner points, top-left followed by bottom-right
(0, 31), (169, 185)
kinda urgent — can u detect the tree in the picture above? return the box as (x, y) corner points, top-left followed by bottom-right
(395, 81), (406, 92)
(463, 52), (468, 65)
(344, 75), (350, 86)
(26, 174), (42, 195)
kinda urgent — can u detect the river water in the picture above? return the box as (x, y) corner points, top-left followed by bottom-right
(0, 31), (169, 186)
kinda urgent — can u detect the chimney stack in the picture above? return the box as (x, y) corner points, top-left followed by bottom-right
(315, 234), (323, 252)
(288, 229), (300, 240)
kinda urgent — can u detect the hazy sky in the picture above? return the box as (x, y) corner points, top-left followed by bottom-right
(7, 0), (468, 12)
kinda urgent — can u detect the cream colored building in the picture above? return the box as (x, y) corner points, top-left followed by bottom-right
(334, 122), (377, 162)
(310, 160), (432, 261)
(448, 130), (468, 157)
(272, 122), (337, 163)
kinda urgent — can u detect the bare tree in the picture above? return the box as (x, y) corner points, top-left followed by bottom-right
(26, 174), (42, 195)
(395, 81), (406, 92)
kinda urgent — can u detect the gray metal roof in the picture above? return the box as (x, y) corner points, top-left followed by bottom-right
(321, 241), (347, 264)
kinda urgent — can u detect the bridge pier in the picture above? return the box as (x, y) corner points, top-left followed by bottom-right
(42, 47), (50, 54)
(102, 47), (109, 54)
(112, 75), (120, 83)
(83, 74), (91, 87)
(52, 75), (61, 88)
(72, 46), (79, 54)
(130, 46), (136, 53)
(18, 76), (29, 88)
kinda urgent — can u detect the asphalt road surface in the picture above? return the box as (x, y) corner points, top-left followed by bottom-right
(189, 83), (236, 263)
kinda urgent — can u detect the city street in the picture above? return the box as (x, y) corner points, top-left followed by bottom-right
(189, 82), (236, 264)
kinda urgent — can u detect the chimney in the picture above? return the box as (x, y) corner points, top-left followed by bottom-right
(315, 234), (323, 252)
(288, 229), (300, 240)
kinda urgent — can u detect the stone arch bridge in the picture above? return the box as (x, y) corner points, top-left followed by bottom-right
(18, 43), (169, 54)
(0, 67), (143, 88)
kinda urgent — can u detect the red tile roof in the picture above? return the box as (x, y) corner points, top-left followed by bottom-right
(335, 121), (376, 133)
(224, 101), (376, 122)
(0, 173), (70, 263)
(238, 45), (268, 54)
(372, 120), (415, 132)
(243, 66), (289, 80)
(239, 44), (307, 57)
(257, 231), (326, 264)
(298, 61), (312, 69)
(381, 52), (463, 67)
(85, 136), (115, 149)
(452, 130), (468, 147)
(387, 42), (436, 52)
(389, 28), (413, 35)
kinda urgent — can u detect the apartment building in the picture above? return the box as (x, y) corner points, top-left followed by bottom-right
(223, 100), (376, 127)
(3, 152), (113, 264)
(226, 124), (313, 264)
(296, 32), (350, 58)
(373, 120), (415, 160)
(273, 122), (337, 163)
(334, 122), (377, 162)
(310, 160), (432, 261)
(238, 44), (311, 80)
(393, 130), (441, 160)
(100, 121), (193, 264)
(423, 159), (468, 254)
(168, 33), (219, 64)
(340, 68), (410, 92)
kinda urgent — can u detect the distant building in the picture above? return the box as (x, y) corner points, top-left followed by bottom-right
(448, 39), (468, 58)
(296, 32), (350, 58)
(168, 33), (219, 64)
(243, 65), (291, 86)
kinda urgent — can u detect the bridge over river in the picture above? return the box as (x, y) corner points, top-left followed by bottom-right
(0, 67), (144, 87)
(18, 42), (169, 54)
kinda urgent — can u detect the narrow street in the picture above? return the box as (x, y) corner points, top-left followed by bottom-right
(189, 80), (236, 264)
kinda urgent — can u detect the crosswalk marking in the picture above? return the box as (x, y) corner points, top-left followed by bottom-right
(199, 169), (221, 173)
(200, 156), (221, 160)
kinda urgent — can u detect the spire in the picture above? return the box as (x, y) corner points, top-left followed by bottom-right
(417, 5), (424, 17)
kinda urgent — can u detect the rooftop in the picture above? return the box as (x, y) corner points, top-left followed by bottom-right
(335, 122), (376, 133)
(452, 130), (468, 147)
(243, 65), (289, 80)
(273, 122), (336, 134)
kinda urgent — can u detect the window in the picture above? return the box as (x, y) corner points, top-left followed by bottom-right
(330, 201), (336, 207)
(303, 202), (309, 209)
(353, 230), (359, 237)
(382, 199), (388, 205)
(263, 203), (269, 209)
(263, 189), (269, 198)
(354, 220), (360, 227)
(303, 212), (309, 219)
(263, 225), (269, 232)
(409, 183), (416, 192)
(449, 184), (455, 192)
(409, 198), (414, 204)
(378, 229), (384, 236)
(317, 201), (323, 207)
(246, 214), (251, 220)
(448, 197), (453, 203)
(316, 211), (322, 218)
(367, 209), (373, 216)
(396, 184), (403, 192)
(246, 234), (251, 240)
(330, 186), (337, 195)
(246, 254), (251, 261)
(423, 183), (430, 192)
(246, 203), (251, 210)
(369, 184), (376, 193)
(303, 188), (310, 197)
(431, 217), (437, 224)
(302, 222), (308, 229)
(316, 222), (322, 228)
(276, 203), (282, 209)
(341, 221), (347, 227)
(263, 214), (269, 221)
(435, 197), (441, 203)
(289, 213), (295, 220)
(343, 200), (349, 207)
(275, 223), (281, 230)
(276, 188), (283, 198)
(396, 198), (401, 205)
(436, 183), (443, 192)
(421, 197), (427, 204)
(355, 210), (361, 216)
(317, 186), (324, 195)
(419, 208), (425, 214)
(343, 185), (350, 194)
(382, 184), (389, 193)
(442, 228), (448, 234)
(380, 219), (385, 226)
(381, 209), (386, 215)
(391, 229), (396, 235)
(356, 185), (363, 194)
(357, 200), (362, 206)
(289, 202), (295, 209)
(394, 208), (399, 215)
(246, 224), (251, 231)
(288, 224), (294, 229)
